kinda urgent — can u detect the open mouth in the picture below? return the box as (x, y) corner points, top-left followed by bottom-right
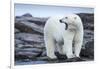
(59, 19), (68, 30)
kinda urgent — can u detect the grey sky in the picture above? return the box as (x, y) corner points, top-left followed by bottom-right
(15, 4), (94, 17)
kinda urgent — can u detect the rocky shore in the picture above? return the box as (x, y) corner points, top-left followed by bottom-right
(15, 13), (94, 65)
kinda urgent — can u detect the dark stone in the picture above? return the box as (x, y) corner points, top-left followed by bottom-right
(55, 52), (67, 60)
(66, 57), (85, 62)
(80, 41), (94, 59)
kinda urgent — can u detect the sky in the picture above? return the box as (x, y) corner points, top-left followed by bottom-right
(15, 4), (94, 17)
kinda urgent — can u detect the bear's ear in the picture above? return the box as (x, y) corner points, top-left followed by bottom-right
(74, 17), (77, 19)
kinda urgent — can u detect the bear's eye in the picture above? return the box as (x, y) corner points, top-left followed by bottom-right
(65, 17), (68, 19)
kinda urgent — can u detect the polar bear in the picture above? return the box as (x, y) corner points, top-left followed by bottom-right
(44, 14), (83, 60)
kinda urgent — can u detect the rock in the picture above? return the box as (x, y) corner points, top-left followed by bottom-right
(19, 44), (34, 48)
(76, 13), (94, 60)
(77, 13), (94, 31)
(23, 17), (48, 26)
(15, 28), (20, 33)
(33, 44), (45, 49)
(84, 30), (94, 36)
(15, 47), (43, 60)
(82, 29), (94, 47)
(55, 52), (67, 60)
(16, 44), (45, 49)
(15, 33), (44, 44)
(84, 30), (94, 40)
(15, 13), (94, 63)
(80, 41), (94, 59)
(15, 39), (24, 45)
(77, 13), (94, 23)
(83, 23), (94, 31)
(15, 14), (48, 26)
(15, 44), (24, 48)
(41, 51), (46, 57)
(15, 21), (44, 35)
(15, 48), (42, 53)
(15, 51), (41, 59)
(22, 13), (33, 17)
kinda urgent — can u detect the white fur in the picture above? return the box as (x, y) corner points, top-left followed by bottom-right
(44, 14), (83, 59)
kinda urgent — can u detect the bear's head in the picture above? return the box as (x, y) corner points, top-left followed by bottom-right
(59, 14), (80, 30)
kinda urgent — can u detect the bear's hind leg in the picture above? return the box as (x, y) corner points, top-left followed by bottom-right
(45, 38), (57, 59)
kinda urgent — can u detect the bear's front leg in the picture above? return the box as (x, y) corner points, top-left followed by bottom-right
(64, 40), (75, 58)
(74, 41), (83, 57)
(45, 38), (57, 59)
(74, 32), (83, 57)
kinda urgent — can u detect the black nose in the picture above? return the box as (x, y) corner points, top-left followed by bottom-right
(59, 19), (63, 23)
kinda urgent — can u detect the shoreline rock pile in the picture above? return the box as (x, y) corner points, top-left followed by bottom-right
(15, 13), (94, 64)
